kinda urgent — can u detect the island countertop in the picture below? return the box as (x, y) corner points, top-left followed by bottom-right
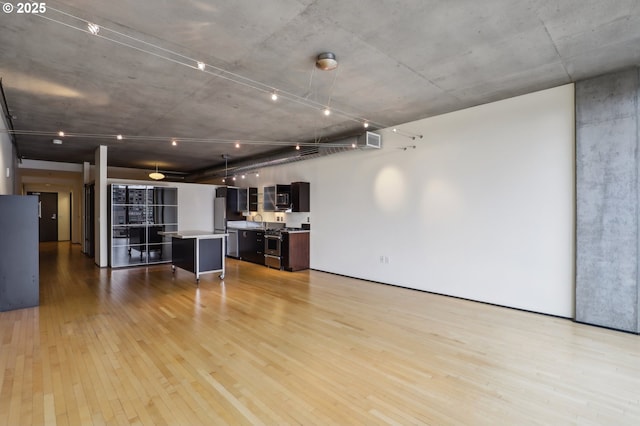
(160, 231), (228, 239)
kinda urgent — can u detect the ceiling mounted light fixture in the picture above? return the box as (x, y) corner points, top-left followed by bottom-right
(116, 134), (123, 140)
(149, 164), (165, 180)
(316, 52), (338, 71)
(271, 91), (278, 101)
(52, 139), (62, 145)
(172, 139), (177, 146)
(197, 61), (206, 71)
(363, 121), (369, 128)
(58, 131), (65, 137)
(87, 22), (100, 35)
(323, 107), (331, 116)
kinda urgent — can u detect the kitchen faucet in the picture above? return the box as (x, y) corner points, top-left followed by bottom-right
(253, 213), (263, 225)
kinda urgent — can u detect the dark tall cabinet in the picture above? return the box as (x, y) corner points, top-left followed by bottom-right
(0, 195), (39, 312)
(291, 182), (310, 212)
(215, 186), (245, 220)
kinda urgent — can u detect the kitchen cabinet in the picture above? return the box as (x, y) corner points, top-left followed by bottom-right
(238, 229), (264, 265)
(249, 187), (258, 212)
(291, 182), (310, 212)
(263, 186), (275, 211)
(282, 231), (310, 271)
(264, 184), (292, 211)
(215, 186), (244, 220)
(237, 188), (248, 211)
(170, 232), (226, 283)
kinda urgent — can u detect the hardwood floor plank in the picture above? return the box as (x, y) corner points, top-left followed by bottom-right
(1, 242), (640, 424)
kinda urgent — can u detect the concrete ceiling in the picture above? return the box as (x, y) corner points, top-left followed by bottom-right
(2, 0), (640, 181)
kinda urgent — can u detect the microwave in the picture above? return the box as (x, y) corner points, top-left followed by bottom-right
(276, 192), (290, 209)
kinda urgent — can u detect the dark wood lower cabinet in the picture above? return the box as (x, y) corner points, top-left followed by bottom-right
(282, 232), (310, 272)
(238, 230), (264, 265)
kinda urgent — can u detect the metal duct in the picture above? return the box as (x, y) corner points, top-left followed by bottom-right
(186, 135), (364, 183)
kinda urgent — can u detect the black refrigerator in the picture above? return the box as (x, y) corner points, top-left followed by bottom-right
(0, 195), (39, 312)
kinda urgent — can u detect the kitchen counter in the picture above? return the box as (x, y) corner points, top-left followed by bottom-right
(161, 230), (227, 239)
(161, 231), (227, 283)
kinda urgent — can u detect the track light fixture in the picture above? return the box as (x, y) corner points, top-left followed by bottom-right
(87, 22), (100, 35)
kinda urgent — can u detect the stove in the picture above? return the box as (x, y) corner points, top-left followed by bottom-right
(264, 230), (283, 269)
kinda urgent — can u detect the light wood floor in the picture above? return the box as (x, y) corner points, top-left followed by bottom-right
(1, 242), (640, 425)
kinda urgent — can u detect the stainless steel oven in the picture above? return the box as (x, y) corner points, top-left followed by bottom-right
(264, 232), (282, 269)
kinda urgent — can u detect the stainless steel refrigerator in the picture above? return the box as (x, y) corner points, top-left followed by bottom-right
(214, 197), (226, 233)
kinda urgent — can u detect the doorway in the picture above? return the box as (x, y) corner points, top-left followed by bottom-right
(28, 191), (58, 242)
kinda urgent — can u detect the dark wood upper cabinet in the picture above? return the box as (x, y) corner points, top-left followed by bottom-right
(249, 187), (258, 212)
(291, 182), (310, 212)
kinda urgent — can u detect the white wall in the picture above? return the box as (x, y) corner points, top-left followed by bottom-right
(244, 84), (575, 318)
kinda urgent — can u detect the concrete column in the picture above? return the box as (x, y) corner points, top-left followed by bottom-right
(575, 68), (640, 333)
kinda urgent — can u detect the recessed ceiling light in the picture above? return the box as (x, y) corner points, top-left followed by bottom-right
(363, 121), (369, 128)
(58, 131), (64, 137)
(241, 174), (245, 179)
(87, 22), (100, 35)
(197, 61), (206, 71)
(351, 143), (356, 148)
(323, 108), (331, 116)
(255, 172), (259, 177)
(116, 134), (123, 140)
(296, 144), (300, 150)
(393, 128), (398, 133)
(172, 139), (177, 146)
(235, 142), (240, 148)
(271, 92), (278, 101)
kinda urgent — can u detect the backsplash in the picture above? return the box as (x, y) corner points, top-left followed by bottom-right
(245, 211), (310, 228)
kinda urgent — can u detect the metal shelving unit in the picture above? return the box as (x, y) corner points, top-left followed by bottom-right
(109, 184), (178, 267)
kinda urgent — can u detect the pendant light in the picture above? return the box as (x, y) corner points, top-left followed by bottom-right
(149, 164), (165, 180)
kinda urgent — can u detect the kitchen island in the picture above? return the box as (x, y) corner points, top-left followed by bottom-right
(162, 231), (227, 284)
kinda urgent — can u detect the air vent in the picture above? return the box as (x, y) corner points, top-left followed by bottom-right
(357, 131), (381, 149)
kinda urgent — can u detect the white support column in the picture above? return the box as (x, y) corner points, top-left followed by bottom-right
(94, 146), (108, 267)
